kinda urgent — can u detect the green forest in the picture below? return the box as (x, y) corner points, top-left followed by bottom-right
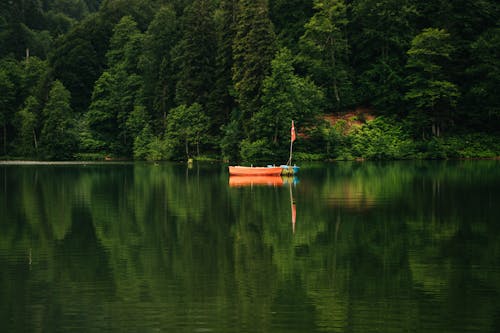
(0, 0), (499, 161)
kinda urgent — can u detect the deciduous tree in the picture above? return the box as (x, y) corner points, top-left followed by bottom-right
(254, 47), (324, 149)
(350, 0), (417, 113)
(165, 103), (210, 159)
(299, 0), (354, 110)
(405, 28), (460, 138)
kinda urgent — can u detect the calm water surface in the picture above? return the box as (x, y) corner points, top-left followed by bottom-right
(1, 161), (499, 332)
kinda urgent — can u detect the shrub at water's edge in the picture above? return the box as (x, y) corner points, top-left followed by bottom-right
(314, 115), (499, 162)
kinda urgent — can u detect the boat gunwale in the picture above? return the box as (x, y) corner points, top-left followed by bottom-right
(228, 165), (283, 176)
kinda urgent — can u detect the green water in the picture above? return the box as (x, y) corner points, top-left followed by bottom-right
(1, 161), (499, 332)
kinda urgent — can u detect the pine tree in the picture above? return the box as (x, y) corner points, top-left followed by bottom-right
(140, 5), (179, 127)
(15, 96), (39, 157)
(208, 0), (238, 133)
(40, 80), (77, 159)
(84, 16), (145, 156)
(467, 27), (500, 130)
(350, 0), (417, 113)
(84, 71), (116, 153)
(172, 0), (217, 107)
(106, 15), (141, 68)
(50, 16), (107, 113)
(269, 0), (314, 53)
(232, 0), (276, 133)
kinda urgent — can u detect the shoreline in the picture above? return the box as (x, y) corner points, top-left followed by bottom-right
(0, 160), (136, 165)
(1, 157), (499, 165)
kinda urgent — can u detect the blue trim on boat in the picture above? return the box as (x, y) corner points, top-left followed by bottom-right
(280, 165), (300, 174)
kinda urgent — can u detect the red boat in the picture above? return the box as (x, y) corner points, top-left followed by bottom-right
(228, 166), (283, 176)
(229, 121), (299, 177)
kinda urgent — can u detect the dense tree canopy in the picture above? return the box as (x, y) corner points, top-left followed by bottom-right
(0, 0), (498, 161)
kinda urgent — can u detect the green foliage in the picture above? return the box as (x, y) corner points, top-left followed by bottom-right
(132, 124), (153, 160)
(350, 118), (415, 160)
(320, 117), (416, 160)
(320, 117), (499, 161)
(405, 28), (460, 138)
(406, 28), (454, 74)
(83, 16), (145, 157)
(51, 31), (102, 112)
(322, 119), (353, 160)
(0, 70), (15, 123)
(139, 5), (179, 127)
(239, 138), (274, 162)
(208, 0), (237, 133)
(269, 0), (313, 53)
(0, 60), (21, 156)
(232, 0), (276, 130)
(405, 79), (460, 111)
(165, 103), (210, 159)
(127, 106), (155, 161)
(360, 57), (407, 115)
(20, 57), (51, 101)
(350, 0), (416, 112)
(146, 136), (169, 161)
(0, 0), (499, 161)
(126, 105), (149, 140)
(44, 11), (76, 37)
(40, 80), (78, 159)
(14, 96), (40, 157)
(298, 0), (354, 109)
(73, 152), (107, 160)
(106, 16), (140, 68)
(292, 152), (325, 161)
(172, 0), (216, 107)
(220, 118), (243, 163)
(466, 27), (500, 129)
(418, 133), (500, 159)
(254, 47), (324, 147)
(49, 0), (158, 113)
(50, 0), (90, 20)
(84, 71), (117, 152)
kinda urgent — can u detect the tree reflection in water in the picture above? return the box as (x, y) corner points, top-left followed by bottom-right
(0, 161), (499, 332)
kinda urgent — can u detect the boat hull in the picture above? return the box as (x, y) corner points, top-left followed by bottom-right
(229, 166), (283, 176)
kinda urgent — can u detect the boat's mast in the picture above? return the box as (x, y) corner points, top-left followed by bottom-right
(287, 120), (295, 166)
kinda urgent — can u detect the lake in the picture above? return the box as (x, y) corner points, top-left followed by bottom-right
(1, 160), (499, 332)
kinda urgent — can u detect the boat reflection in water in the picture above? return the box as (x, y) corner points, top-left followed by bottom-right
(228, 175), (299, 187)
(228, 175), (284, 187)
(228, 175), (298, 232)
